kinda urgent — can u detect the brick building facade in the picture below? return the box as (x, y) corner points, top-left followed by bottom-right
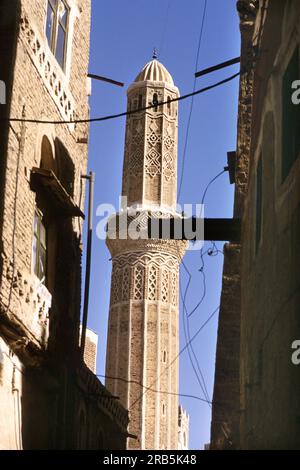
(0, 0), (128, 449)
(211, 0), (300, 449)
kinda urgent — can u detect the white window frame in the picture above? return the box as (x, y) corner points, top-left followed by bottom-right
(44, 0), (78, 80)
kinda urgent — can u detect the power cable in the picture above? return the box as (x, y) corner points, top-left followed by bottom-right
(180, 267), (211, 404)
(177, 0), (208, 202)
(2, 72), (240, 125)
(201, 169), (227, 210)
(187, 169), (226, 319)
(189, 169), (233, 445)
(97, 374), (212, 405)
(178, 170), (227, 408)
(180, 246), (212, 404)
(173, 170), (228, 447)
(181, 254), (233, 446)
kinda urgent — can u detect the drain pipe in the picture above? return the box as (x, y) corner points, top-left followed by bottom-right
(12, 364), (22, 450)
(80, 171), (95, 359)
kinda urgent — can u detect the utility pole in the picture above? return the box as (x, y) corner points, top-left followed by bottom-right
(80, 171), (95, 360)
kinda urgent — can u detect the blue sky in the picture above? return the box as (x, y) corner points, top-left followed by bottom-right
(83, 0), (241, 450)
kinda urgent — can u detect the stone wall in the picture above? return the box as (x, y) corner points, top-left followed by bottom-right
(0, 0), (91, 359)
(0, 336), (23, 450)
(0, 0), (128, 450)
(210, 0), (257, 449)
(239, 0), (300, 449)
(211, 0), (300, 450)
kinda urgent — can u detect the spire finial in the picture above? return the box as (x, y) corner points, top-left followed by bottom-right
(152, 47), (158, 60)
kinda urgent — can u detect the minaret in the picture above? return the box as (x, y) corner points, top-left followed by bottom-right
(105, 55), (187, 450)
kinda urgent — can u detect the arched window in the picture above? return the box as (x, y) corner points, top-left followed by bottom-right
(162, 402), (166, 416)
(55, 138), (75, 196)
(31, 133), (81, 343)
(138, 94), (143, 109)
(163, 350), (167, 363)
(32, 136), (56, 284)
(167, 96), (171, 115)
(40, 136), (56, 173)
(133, 98), (138, 111)
(153, 93), (158, 112)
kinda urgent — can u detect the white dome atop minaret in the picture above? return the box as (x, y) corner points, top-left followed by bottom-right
(134, 58), (174, 85)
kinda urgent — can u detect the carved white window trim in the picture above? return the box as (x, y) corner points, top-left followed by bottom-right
(20, 7), (78, 126)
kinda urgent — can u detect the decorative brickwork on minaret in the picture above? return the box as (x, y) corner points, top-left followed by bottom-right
(105, 58), (187, 450)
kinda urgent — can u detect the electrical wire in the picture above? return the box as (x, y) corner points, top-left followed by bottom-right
(201, 169), (226, 210)
(177, 0), (208, 202)
(208, 241), (224, 256)
(188, 169), (233, 445)
(180, 256), (211, 402)
(187, 169), (226, 319)
(181, 253), (233, 446)
(177, 170), (227, 410)
(180, 269), (211, 405)
(172, 170), (228, 446)
(168, 240), (225, 409)
(97, 374), (212, 405)
(180, 242), (226, 405)
(2, 72), (240, 125)
(164, 1), (227, 410)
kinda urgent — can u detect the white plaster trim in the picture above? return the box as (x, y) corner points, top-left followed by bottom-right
(43, 0), (79, 81)
(20, 5), (77, 128)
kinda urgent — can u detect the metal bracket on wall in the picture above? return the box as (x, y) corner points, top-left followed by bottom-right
(146, 217), (241, 243)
